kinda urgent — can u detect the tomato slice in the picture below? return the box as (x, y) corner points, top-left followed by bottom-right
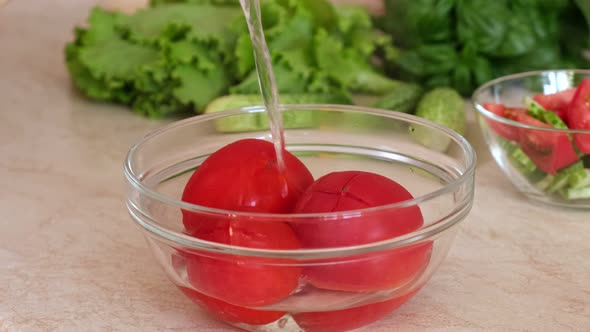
(293, 289), (420, 332)
(533, 88), (576, 122)
(292, 171), (431, 292)
(178, 286), (286, 326)
(567, 79), (590, 153)
(183, 220), (302, 307)
(515, 114), (579, 174)
(482, 103), (525, 142)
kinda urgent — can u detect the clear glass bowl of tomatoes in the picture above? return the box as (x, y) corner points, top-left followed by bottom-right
(473, 69), (590, 209)
(124, 104), (476, 332)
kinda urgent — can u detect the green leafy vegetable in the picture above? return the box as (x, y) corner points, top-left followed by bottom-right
(372, 83), (424, 114)
(65, 0), (399, 117)
(382, 0), (590, 95)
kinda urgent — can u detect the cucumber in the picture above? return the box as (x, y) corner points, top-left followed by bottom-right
(510, 147), (537, 174)
(560, 186), (590, 200)
(568, 169), (590, 188)
(526, 98), (568, 129)
(410, 87), (466, 152)
(372, 83), (424, 114)
(545, 161), (584, 193)
(204, 94), (352, 132)
(536, 174), (555, 191)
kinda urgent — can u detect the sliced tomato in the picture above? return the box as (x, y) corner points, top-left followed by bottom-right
(178, 286), (286, 326)
(482, 103), (525, 142)
(567, 79), (590, 153)
(516, 114), (579, 174)
(533, 88), (576, 122)
(293, 289), (420, 332)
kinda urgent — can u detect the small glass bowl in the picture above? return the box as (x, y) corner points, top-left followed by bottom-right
(124, 104), (476, 331)
(473, 70), (590, 209)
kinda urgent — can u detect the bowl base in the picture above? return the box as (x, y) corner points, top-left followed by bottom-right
(521, 191), (590, 210)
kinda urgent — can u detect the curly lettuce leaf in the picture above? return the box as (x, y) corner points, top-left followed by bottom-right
(122, 3), (241, 47)
(78, 38), (160, 80)
(172, 63), (229, 111)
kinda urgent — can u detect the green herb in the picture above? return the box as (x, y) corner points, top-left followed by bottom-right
(381, 0), (590, 96)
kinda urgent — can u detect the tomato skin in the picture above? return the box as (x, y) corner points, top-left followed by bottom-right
(483, 103), (524, 141)
(292, 171), (431, 292)
(184, 220), (302, 307)
(516, 114), (579, 174)
(178, 286), (286, 325)
(533, 88), (576, 122)
(567, 79), (590, 153)
(293, 289), (420, 332)
(181, 138), (314, 234)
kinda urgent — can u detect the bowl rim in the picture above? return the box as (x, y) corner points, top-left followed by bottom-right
(472, 69), (590, 134)
(124, 104), (476, 258)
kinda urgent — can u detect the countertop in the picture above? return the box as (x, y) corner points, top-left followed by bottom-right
(1, 1), (589, 331)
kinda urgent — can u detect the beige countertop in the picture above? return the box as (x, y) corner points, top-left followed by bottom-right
(1, 1), (589, 331)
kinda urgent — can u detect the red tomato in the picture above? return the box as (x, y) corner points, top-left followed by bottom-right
(181, 139), (313, 307)
(482, 103), (525, 141)
(516, 114), (579, 174)
(178, 286), (286, 326)
(181, 138), (314, 234)
(533, 88), (576, 121)
(567, 79), (590, 153)
(292, 171), (431, 292)
(293, 289), (420, 332)
(184, 219), (302, 307)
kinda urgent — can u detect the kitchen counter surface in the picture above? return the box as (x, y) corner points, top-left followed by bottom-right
(1, 1), (589, 331)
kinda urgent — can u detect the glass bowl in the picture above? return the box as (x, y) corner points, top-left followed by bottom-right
(473, 70), (590, 209)
(124, 104), (476, 332)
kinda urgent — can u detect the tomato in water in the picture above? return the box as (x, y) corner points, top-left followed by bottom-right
(533, 88), (576, 122)
(515, 114), (579, 174)
(483, 103), (526, 142)
(293, 289), (421, 332)
(292, 171), (431, 292)
(183, 220), (302, 307)
(178, 286), (286, 326)
(567, 79), (590, 153)
(180, 139), (313, 308)
(182, 138), (314, 234)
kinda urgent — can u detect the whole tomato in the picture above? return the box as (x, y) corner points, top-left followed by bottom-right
(292, 171), (432, 292)
(183, 220), (302, 307)
(180, 139), (313, 309)
(182, 138), (314, 233)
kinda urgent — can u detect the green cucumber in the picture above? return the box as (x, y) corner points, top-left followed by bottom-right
(560, 186), (590, 200)
(204, 94), (352, 132)
(545, 162), (585, 193)
(411, 87), (466, 152)
(526, 97), (568, 129)
(372, 83), (424, 114)
(536, 174), (555, 191)
(568, 169), (590, 188)
(510, 146), (537, 174)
